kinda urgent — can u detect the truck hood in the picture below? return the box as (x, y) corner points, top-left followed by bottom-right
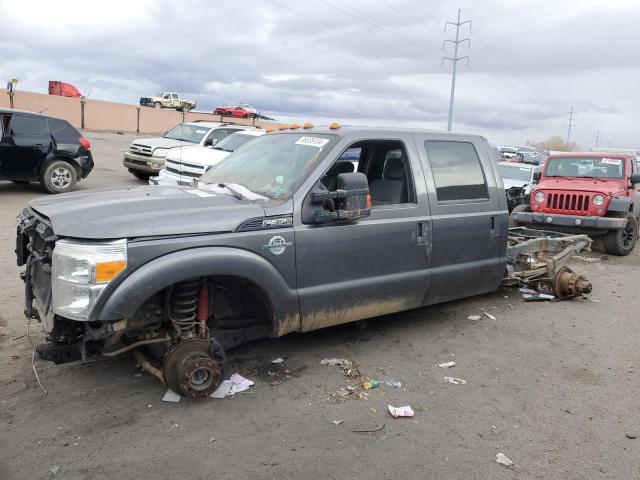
(132, 137), (197, 150)
(537, 178), (627, 196)
(503, 178), (529, 190)
(166, 145), (230, 167)
(29, 186), (265, 239)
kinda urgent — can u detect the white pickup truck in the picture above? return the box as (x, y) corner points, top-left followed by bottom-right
(139, 92), (197, 112)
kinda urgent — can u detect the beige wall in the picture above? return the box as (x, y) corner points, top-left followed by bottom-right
(0, 90), (279, 134)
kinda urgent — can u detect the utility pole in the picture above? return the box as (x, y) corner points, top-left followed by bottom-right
(566, 106), (575, 145)
(594, 129), (600, 148)
(443, 9), (471, 132)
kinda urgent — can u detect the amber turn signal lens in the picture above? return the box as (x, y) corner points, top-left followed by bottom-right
(95, 260), (126, 283)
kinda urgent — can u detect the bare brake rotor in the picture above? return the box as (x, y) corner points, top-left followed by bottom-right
(162, 338), (225, 398)
(552, 266), (592, 299)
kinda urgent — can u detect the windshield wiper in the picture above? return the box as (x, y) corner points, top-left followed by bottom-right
(216, 183), (245, 201)
(213, 147), (232, 152)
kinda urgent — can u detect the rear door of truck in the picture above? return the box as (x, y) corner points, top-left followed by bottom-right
(412, 133), (507, 304)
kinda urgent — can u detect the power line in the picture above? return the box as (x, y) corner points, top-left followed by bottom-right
(442, 9), (471, 131)
(566, 106), (575, 144)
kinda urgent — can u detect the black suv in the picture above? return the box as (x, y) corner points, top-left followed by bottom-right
(0, 109), (94, 193)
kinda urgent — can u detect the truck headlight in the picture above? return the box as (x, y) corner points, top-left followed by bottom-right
(152, 148), (168, 158)
(52, 239), (127, 321)
(534, 191), (545, 203)
(592, 194), (606, 206)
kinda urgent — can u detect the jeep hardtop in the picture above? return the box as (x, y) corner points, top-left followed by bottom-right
(16, 125), (592, 397)
(511, 152), (640, 255)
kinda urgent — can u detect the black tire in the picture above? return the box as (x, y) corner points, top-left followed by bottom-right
(40, 160), (77, 194)
(603, 212), (638, 256)
(129, 169), (151, 181)
(11, 180), (30, 185)
(154, 102), (162, 109)
(509, 204), (530, 228)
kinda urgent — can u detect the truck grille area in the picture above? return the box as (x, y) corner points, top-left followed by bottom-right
(164, 159), (205, 178)
(545, 193), (590, 214)
(129, 143), (152, 156)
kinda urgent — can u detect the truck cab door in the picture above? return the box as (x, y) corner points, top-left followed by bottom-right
(0, 114), (50, 180)
(413, 134), (508, 304)
(294, 135), (432, 332)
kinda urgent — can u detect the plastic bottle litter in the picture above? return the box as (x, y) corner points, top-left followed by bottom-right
(384, 380), (402, 388)
(362, 379), (379, 390)
(388, 405), (414, 418)
(495, 452), (514, 467)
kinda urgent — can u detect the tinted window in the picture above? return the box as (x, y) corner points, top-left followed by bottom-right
(205, 129), (229, 144)
(48, 118), (80, 143)
(10, 115), (48, 136)
(425, 141), (488, 201)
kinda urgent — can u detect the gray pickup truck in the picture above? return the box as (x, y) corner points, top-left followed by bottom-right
(16, 125), (592, 397)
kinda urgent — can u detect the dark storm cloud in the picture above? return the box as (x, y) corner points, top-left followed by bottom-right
(1, 0), (639, 146)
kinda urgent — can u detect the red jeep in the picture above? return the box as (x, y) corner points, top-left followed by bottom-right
(511, 153), (640, 255)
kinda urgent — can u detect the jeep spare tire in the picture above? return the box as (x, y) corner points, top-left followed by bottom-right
(603, 212), (638, 256)
(41, 160), (77, 194)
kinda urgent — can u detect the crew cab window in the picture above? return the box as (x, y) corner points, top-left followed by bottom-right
(9, 115), (48, 136)
(163, 94), (171, 99)
(172, 94), (179, 99)
(204, 129), (229, 145)
(424, 141), (488, 202)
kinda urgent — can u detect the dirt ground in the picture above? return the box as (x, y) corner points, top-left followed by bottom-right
(0, 132), (639, 479)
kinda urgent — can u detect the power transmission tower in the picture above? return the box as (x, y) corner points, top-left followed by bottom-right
(442, 9), (471, 132)
(566, 106), (575, 145)
(594, 129), (600, 148)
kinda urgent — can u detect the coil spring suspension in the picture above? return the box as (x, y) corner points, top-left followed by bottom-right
(166, 279), (200, 337)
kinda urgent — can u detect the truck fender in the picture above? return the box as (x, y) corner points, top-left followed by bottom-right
(607, 196), (633, 213)
(91, 247), (300, 336)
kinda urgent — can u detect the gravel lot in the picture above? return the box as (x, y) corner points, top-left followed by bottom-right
(1, 131), (639, 479)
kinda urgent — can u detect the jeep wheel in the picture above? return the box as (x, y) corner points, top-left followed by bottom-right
(603, 212), (638, 256)
(509, 204), (530, 228)
(129, 169), (151, 181)
(41, 160), (77, 194)
(154, 101), (161, 109)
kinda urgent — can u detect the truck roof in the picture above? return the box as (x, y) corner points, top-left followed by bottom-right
(548, 152), (631, 159)
(273, 124), (486, 142)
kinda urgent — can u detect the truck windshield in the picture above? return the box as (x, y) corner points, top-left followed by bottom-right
(213, 133), (259, 152)
(163, 124), (209, 143)
(199, 133), (337, 200)
(545, 156), (625, 179)
(498, 164), (531, 182)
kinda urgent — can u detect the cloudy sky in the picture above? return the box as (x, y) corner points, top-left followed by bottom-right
(1, 0), (639, 148)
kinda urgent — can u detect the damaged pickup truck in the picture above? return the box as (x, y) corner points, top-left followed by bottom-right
(16, 125), (592, 397)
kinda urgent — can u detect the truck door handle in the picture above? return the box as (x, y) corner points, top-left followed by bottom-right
(489, 215), (499, 237)
(416, 221), (429, 245)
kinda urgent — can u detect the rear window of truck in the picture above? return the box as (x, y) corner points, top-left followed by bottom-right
(424, 140), (489, 201)
(48, 118), (81, 143)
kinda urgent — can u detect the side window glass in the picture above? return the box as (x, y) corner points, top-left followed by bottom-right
(9, 115), (48, 136)
(205, 129), (228, 143)
(164, 94), (170, 99)
(48, 118), (80, 143)
(424, 140), (488, 202)
(172, 94), (178, 99)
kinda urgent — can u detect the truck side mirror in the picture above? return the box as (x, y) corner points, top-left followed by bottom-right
(533, 171), (541, 183)
(204, 138), (218, 147)
(630, 173), (640, 185)
(311, 172), (371, 223)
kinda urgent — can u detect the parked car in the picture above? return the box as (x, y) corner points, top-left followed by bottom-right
(0, 109), (93, 193)
(150, 129), (265, 186)
(139, 92), (196, 112)
(214, 104), (257, 118)
(500, 146), (521, 161)
(511, 153), (640, 255)
(122, 122), (257, 180)
(16, 125), (592, 397)
(497, 162), (539, 211)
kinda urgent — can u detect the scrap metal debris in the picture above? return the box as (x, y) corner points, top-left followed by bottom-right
(444, 376), (466, 385)
(320, 358), (361, 379)
(388, 405), (415, 418)
(520, 287), (556, 301)
(162, 389), (182, 403)
(437, 361), (456, 369)
(495, 452), (514, 468)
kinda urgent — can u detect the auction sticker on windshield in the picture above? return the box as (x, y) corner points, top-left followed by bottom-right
(295, 136), (329, 148)
(601, 158), (621, 165)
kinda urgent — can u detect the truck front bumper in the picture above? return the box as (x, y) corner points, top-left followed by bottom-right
(513, 211), (627, 230)
(148, 169), (191, 186)
(123, 152), (164, 174)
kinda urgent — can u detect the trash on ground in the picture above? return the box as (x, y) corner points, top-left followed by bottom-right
(271, 357), (284, 364)
(50, 465), (61, 475)
(467, 315), (482, 321)
(210, 373), (254, 398)
(388, 405), (414, 418)
(437, 361), (456, 369)
(444, 376), (466, 385)
(320, 357), (360, 379)
(332, 419), (344, 426)
(162, 389), (182, 403)
(495, 453), (514, 467)
(10, 355), (20, 360)
(520, 287), (555, 301)
(625, 432), (637, 440)
(484, 312), (497, 320)
(384, 380), (402, 388)
(329, 385), (368, 403)
(362, 379), (379, 390)
(353, 424), (385, 433)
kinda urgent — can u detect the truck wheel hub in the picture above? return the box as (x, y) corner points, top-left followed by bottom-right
(162, 338), (223, 398)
